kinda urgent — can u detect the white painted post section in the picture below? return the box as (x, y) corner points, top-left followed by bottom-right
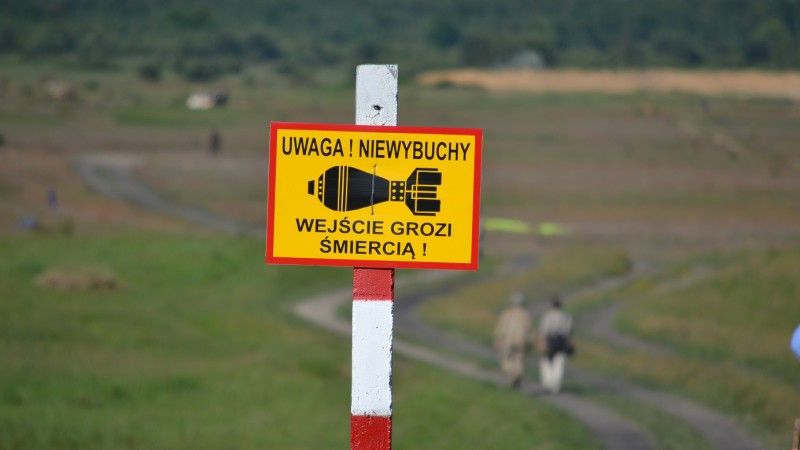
(351, 64), (397, 450)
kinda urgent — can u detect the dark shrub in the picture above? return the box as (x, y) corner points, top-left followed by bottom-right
(138, 62), (162, 82)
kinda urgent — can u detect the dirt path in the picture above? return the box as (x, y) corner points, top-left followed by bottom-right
(74, 153), (765, 450)
(295, 274), (657, 450)
(577, 265), (717, 356)
(394, 263), (764, 450)
(73, 154), (260, 237)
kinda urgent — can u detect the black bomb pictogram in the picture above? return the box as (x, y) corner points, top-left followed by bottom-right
(308, 166), (442, 216)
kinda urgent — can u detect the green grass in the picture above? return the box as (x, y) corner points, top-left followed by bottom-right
(3, 60), (800, 448)
(568, 247), (800, 448)
(113, 106), (246, 128)
(582, 393), (712, 450)
(0, 234), (600, 449)
(619, 248), (800, 379)
(0, 110), (68, 126)
(0, 179), (14, 199)
(417, 244), (800, 448)
(574, 340), (797, 449)
(418, 245), (631, 345)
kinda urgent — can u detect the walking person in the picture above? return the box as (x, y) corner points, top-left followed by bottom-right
(494, 292), (532, 389)
(209, 130), (221, 155)
(537, 295), (574, 393)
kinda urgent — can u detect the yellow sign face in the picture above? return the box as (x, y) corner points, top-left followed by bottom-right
(266, 123), (482, 270)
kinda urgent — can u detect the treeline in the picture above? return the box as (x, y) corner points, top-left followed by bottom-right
(1, 0), (798, 80)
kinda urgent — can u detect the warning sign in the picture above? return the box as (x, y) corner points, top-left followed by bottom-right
(266, 122), (482, 270)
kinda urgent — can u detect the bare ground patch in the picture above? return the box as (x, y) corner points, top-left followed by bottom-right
(35, 267), (120, 291)
(418, 69), (800, 101)
(0, 148), (190, 235)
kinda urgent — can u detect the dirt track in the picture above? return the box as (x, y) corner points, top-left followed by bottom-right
(295, 274), (657, 450)
(73, 154), (260, 237)
(74, 153), (765, 450)
(390, 260), (764, 450)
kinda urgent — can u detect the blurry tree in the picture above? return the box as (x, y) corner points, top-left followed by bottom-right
(137, 62), (162, 82)
(0, 25), (19, 53)
(23, 25), (75, 56)
(277, 59), (312, 84)
(167, 6), (213, 28)
(461, 34), (516, 66)
(522, 21), (560, 66)
(427, 16), (461, 49)
(246, 32), (282, 60)
(354, 41), (380, 61)
(746, 18), (794, 66)
(2, 0), (799, 69)
(180, 60), (221, 82)
(214, 32), (245, 57)
(651, 30), (705, 67)
(461, 35), (496, 66)
(76, 32), (114, 68)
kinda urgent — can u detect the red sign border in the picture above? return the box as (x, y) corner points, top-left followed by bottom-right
(265, 122), (482, 271)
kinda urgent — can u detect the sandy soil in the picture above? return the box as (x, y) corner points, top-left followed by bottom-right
(418, 69), (800, 100)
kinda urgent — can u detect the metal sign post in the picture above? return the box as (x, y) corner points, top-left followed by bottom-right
(351, 64), (397, 450)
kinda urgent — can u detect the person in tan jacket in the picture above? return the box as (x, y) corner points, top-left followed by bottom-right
(494, 292), (532, 389)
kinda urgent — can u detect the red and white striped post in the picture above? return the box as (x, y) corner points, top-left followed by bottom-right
(351, 65), (397, 450)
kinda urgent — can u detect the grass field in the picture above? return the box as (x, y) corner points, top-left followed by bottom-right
(621, 248), (800, 379)
(418, 245), (631, 345)
(2, 60), (800, 449)
(0, 235), (602, 450)
(417, 244), (800, 447)
(582, 393), (712, 450)
(604, 247), (799, 447)
(2, 62), (799, 243)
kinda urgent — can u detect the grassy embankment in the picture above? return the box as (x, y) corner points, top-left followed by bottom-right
(0, 235), (601, 450)
(2, 61), (799, 447)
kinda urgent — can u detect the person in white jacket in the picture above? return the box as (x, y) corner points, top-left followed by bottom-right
(538, 296), (573, 393)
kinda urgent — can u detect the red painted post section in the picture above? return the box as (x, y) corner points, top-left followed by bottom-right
(352, 267), (394, 450)
(353, 268), (395, 300)
(351, 414), (392, 450)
